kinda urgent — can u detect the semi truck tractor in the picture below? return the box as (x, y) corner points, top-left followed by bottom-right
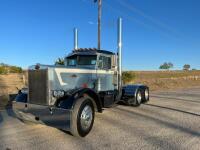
(13, 18), (149, 137)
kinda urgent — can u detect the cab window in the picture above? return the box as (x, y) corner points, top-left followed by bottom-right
(98, 56), (111, 69)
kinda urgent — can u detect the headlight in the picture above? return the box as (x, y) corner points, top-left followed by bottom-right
(52, 90), (65, 98)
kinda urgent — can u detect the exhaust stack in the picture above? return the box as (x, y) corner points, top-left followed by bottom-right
(74, 28), (78, 50)
(118, 18), (122, 89)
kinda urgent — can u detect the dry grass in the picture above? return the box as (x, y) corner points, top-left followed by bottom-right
(126, 70), (200, 91)
(133, 70), (200, 79)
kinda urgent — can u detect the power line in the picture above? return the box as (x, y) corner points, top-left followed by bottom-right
(116, 0), (181, 36)
(103, 1), (181, 40)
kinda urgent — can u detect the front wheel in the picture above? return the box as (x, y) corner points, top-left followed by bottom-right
(70, 95), (95, 137)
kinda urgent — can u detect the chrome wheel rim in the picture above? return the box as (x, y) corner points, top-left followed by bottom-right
(145, 89), (149, 100)
(80, 105), (93, 130)
(137, 91), (142, 104)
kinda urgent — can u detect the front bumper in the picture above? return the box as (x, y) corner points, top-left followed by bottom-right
(13, 101), (72, 131)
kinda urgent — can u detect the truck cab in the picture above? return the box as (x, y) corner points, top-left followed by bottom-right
(64, 48), (117, 93)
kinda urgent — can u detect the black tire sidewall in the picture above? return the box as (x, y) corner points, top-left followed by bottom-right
(77, 98), (94, 137)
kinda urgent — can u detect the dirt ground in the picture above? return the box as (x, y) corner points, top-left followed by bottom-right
(0, 87), (199, 150)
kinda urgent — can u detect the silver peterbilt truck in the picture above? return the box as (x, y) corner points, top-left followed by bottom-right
(13, 18), (149, 137)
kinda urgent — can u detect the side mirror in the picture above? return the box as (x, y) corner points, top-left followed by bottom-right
(111, 55), (117, 69)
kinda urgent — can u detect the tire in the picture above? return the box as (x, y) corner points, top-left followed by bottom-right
(135, 89), (142, 106)
(70, 95), (95, 137)
(126, 89), (142, 107)
(143, 88), (149, 102)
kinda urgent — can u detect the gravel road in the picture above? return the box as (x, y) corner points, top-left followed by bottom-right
(0, 88), (200, 150)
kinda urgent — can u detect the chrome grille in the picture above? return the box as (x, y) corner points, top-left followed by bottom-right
(28, 69), (48, 105)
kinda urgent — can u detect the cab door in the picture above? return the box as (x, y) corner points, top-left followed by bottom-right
(97, 55), (114, 92)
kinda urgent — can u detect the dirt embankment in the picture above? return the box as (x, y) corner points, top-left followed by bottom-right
(0, 74), (26, 96)
(0, 71), (200, 95)
(0, 73), (26, 109)
(130, 71), (200, 91)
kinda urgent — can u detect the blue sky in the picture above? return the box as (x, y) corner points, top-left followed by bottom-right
(0, 0), (199, 70)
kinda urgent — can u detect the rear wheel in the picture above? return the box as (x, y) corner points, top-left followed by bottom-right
(70, 95), (95, 137)
(144, 88), (149, 102)
(135, 90), (142, 106)
(126, 89), (142, 107)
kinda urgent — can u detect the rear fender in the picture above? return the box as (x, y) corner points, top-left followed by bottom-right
(122, 84), (149, 100)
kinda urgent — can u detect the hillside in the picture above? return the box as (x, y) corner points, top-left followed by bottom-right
(0, 71), (199, 96)
(125, 70), (200, 91)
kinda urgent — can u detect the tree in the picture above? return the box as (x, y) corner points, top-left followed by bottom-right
(55, 58), (64, 65)
(168, 62), (174, 68)
(183, 64), (190, 71)
(159, 62), (174, 70)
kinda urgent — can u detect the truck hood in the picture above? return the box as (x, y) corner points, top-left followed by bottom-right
(50, 67), (97, 91)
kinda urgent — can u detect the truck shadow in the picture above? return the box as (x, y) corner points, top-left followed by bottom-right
(144, 103), (200, 117)
(151, 95), (200, 103)
(114, 106), (200, 137)
(102, 109), (180, 149)
(5, 108), (16, 118)
(5, 94), (17, 118)
(0, 112), (3, 124)
(59, 129), (73, 136)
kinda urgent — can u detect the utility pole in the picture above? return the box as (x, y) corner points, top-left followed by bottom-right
(94, 0), (102, 50)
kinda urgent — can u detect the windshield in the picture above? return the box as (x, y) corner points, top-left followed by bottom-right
(78, 55), (96, 65)
(66, 55), (97, 66)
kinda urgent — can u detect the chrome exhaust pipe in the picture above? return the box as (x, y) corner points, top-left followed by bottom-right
(74, 28), (78, 50)
(118, 18), (122, 90)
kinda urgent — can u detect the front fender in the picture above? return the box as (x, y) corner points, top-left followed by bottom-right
(56, 88), (102, 112)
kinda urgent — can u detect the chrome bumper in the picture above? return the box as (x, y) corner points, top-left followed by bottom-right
(13, 101), (72, 131)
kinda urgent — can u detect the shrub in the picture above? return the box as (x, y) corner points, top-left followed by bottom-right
(0, 66), (7, 74)
(183, 64), (190, 71)
(122, 71), (136, 84)
(55, 58), (65, 65)
(0, 63), (22, 74)
(159, 62), (174, 70)
(9, 66), (23, 73)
